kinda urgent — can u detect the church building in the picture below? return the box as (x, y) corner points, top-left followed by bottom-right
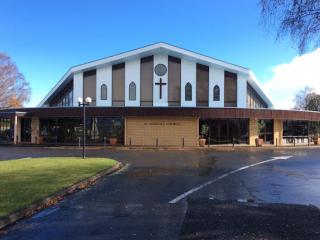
(1, 42), (320, 146)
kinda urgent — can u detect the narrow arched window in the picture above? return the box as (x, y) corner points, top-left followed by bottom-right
(185, 82), (192, 101)
(213, 85), (220, 101)
(101, 84), (107, 100)
(129, 82), (136, 100)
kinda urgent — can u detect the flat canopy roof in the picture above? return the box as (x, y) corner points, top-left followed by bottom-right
(0, 111), (27, 118)
(1, 107), (320, 121)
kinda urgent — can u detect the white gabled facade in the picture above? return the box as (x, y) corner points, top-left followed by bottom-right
(39, 42), (273, 109)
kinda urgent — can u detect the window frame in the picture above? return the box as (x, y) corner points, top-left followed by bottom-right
(185, 82), (192, 101)
(101, 84), (108, 100)
(129, 81), (136, 101)
(213, 85), (220, 101)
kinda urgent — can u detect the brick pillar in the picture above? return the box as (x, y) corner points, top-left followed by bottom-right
(249, 118), (258, 146)
(13, 116), (21, 144)
(273, 119), (283, 145)
(31, 117), (40, 144)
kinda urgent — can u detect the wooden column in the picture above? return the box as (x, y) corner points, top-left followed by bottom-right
(31, 117), (40, 144)
(249, 118), (258, 146)
(13, 116), (21, 145)
(273, 119), (283, 145)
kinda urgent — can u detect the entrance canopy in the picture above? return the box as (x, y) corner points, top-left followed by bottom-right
(1, 107), (320, 121)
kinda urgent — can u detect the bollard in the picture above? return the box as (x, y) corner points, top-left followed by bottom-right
(78, 137), (81, 148)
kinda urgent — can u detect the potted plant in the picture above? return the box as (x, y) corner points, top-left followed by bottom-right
(199, 124), (209, 147)
(255, 137), (263, 147)
(109, 122), (122, 146)
(314, 133), (319, 145)
(256, 120), (265, 147)
(109, 134), (118, 146)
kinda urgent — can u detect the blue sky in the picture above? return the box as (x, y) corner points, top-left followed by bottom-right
(0, 0), (303, 107)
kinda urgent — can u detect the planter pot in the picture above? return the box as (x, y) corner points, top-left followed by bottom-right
(199, 138), (206, 147)
(255, 138), (263, 147)
(109, 138), (118, 146)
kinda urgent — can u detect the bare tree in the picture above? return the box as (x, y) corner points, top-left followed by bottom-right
(294, 86), (314, 109)
(305, 92), (320, 111)
(260, 0), (320, 53)
(0, 53), (31, 109)
(294, 86), (320, 111)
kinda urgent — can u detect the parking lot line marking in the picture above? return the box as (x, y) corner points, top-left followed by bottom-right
(110, 163), (131, 176)
(169, 156), (292, 204)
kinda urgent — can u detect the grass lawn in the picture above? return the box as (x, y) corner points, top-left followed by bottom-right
(0, 157), (118, 217)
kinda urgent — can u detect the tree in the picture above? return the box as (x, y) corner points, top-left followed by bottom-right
(294, 86), (320, 111)
(0, 53), (31, 108)
(294, 86), (314, 110)
(260, 0), (320, 53)
(305, 93), (320, 111)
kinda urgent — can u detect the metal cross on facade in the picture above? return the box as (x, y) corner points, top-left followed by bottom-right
(155, 78), (167, 99)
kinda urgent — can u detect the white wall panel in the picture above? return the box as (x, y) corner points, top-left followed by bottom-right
(96, 66), (112, 106)
(181, 59), (196, 107)
(125, 59), (140, 106)
(237, 73), (247, 108)
(209, 67), (224, 107)
(153, 54), (168, 106)
(73, 71), (83, 106)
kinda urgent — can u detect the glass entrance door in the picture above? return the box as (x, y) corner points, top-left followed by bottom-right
(21, 118), (31, 142)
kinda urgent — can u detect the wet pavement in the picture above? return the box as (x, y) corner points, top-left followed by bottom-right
(1, 147), (320, 239)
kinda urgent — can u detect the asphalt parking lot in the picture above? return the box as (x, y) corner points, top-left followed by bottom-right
(1, 146), (320, 239)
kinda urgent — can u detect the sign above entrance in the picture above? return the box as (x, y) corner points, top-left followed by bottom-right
(144, 122), (181, 126)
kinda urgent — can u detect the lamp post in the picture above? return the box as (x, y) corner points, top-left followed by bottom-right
(78, 97), (92, 159)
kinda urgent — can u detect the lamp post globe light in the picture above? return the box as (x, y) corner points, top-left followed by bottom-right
(78, 97), (92, 159)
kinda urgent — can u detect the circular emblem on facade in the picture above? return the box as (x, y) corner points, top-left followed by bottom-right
(154, 64), (167, 76)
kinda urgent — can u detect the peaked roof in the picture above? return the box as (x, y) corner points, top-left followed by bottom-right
(38, 42), (273, 107)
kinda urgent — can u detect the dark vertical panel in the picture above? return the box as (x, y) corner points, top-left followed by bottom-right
(112, 63), (125, 107)
(196, 64), (209, 106)
(83, 70), (97, 106)
(247, 83), (268, 108)
(168, 56), (181, 106)
(49, 81), (73, 107)
(140, 56), (153, 106)
(224, 71), (237, 107)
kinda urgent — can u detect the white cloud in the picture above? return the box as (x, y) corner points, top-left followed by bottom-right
(263, 49), (320, 110)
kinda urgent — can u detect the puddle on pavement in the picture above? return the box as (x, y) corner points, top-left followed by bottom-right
(128, 157), (217, 177)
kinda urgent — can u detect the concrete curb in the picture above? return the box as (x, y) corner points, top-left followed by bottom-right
(0, 162), (124, 231)
(39, 145), (320, 151)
